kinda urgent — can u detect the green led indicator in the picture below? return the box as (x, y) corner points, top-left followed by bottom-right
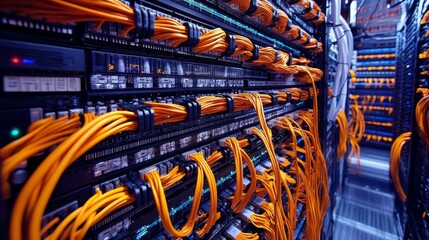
(10, 128), (20, 138)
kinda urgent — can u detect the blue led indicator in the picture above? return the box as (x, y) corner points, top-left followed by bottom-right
(22, 58), (35, 65)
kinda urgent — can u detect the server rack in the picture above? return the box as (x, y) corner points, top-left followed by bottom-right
(404, 0), (429, 238)
(0, 1), (338, 239)
(350, 0), (401, 150)
(394, 0), (429, 238)
(351, 41), (396, 149)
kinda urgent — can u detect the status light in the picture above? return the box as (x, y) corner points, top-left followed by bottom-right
(22, 58), (35, 65)
(11, 57), (20, 64)
(10, 128), (21, 138)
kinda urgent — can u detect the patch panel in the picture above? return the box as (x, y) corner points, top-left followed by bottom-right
(46, 102), (306, 201)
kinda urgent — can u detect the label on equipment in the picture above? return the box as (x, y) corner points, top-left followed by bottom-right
(3, 76), (81, 92)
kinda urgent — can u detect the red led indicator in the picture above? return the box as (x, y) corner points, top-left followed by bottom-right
(11, 57), (20, 64)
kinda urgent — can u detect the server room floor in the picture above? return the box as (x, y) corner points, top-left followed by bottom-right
(333, 147), (402, 240)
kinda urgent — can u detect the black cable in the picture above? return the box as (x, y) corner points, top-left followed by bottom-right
(355, 0), (368, 15)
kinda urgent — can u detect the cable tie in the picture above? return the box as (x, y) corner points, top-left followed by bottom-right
(308, 10), (321, 21)
(147, 10), (155, 38)
(223, 95), (235, 114)
(187, 97), (201, 121)
(174, 98), (201, 121)
(273, 50), (278, 63)
(172, 156), (198, 180)
(118, 102), (154, 133)
(308, 40), (319, 50)
(119, 176), (143, 209)
(302, 0), (314, 14)
(175, 99), (193, 121)
(305, 36), (312, 45)
(134, 4), (143, 37)
(285, 19), (293, 31)
(246, 44), (260, 63)
(246, 134), (259, 150)
(135, 8), (155, 38)
(140, 182), (151, 205)
(213, 146), (232, 163)
(180, 22), (201, 47)
(221, 147), (232, 163)
(78, 114), (86, 125)
(129, 172), (150, 209)
(287, 52), (293, 65)
(268, 92), (278, 105)
(244, 0), (258, 15)
(191, 99), (201, 120)
(286, 90), (293, 102)
(142, 9), (149, 38)
(222, 34), (236, 57)
(269, 8), (280, 27)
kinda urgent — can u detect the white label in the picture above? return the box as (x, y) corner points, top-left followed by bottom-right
(21, 76), (40, 92)
(3, 76), (82, 92)
(3, 76), (21, 92)
(67, 77), (81, 91)
(55, 77), (67, 91)
(40, 77), (56, 92)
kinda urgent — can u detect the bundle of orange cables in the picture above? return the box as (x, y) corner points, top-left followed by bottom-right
(251, 0), (275, 26)
(310, 41), (323, 54)
(1, 0), (325, 73)
(44, 187), (134, 240)
(390, 132), (411, 202)
(241, 93), (288, 240)
(0, 0), (136, 35)
(231, 35), (254, 61)
(336, 109), (348, 160)
(300, 0), (326, 25)
(347, 105), (365, 175)
(304, 37), (319, 49)
(9, 111), (139, 240)
(275, 113), (329, 239)
(292, 65), (324, 83)
(44, 148), (224, 239)
(267, 51), (297, 74)
(197, 96), (229, 115)
(284, 25), (302, 41)
(151, 16), (190, 47)
(249, 47), (297, 74)
(144, 151), (218, 237)
(1, 114), (83, 198)
(292, 57), (311, 66)
(293, 30), (310, 45)
(144, 101), (187, 125)
(271, 9), (290, 34)
(416, 88), (429, 147)
(224, 0), (252, 14)
(193, 28), (228, 55)
(223, 138), (257, 213)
